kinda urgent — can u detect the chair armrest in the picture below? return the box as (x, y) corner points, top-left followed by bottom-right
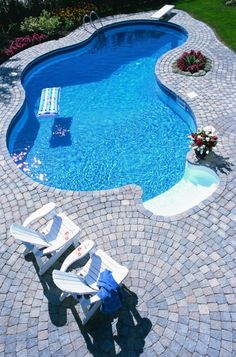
(23, 202), (56, 227)
(60, 240), (95, 272)
(53, 270), (97, 295)
(10, 223), (49, 247)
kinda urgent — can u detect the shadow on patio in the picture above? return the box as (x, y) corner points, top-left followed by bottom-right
(28, 252), (152, 356)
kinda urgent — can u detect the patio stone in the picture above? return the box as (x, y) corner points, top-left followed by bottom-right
(0, 8), (235, 357)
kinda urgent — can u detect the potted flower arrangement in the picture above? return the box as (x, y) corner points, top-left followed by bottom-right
(172, 50), (212, 76)
(189, 126), (218, 158)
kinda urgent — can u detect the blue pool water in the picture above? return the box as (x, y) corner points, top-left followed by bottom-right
(8, 22), (195, 201)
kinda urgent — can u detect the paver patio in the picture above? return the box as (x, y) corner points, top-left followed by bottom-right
(0, 9), (236, 357)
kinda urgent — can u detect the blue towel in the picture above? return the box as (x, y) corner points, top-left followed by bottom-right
(97, 269), (123, 314)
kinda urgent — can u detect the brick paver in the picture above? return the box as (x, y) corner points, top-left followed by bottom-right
(0, 10), (236, 356)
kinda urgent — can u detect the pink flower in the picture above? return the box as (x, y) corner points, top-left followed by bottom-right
(2, 34), (48, 62)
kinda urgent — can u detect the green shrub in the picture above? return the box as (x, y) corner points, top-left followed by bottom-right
(63, 18), (78, 31)
(20, 10), (62, 37)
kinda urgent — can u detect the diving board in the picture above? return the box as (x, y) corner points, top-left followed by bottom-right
(37, 87), (61, 117)
(151, 5), (175, 19)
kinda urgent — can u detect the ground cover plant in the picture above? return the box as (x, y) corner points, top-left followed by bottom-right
(172, 50), (212, 76)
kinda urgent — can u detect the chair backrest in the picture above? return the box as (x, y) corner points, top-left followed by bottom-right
(81, 250), (129, 290)
(10, 223), (49, 247)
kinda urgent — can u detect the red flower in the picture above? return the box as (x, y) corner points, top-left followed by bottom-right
(196, 138), (203, 146)
(176, 50), (207, 73)
(2, 34), (48, 62)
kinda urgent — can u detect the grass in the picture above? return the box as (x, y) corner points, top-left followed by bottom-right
(172, 0), (236, 52)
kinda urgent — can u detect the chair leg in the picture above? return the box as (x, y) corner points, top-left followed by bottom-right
(39, 240), (72, 275)
(33, 247), (44, 272)
(23, 247), (32, 257)
(59, 292), (70, 302)
(80, 297), (102, 325)
(39, 250), (62, 275)
(23, 242), (35, 256)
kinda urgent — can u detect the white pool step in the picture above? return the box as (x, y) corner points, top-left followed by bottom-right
(144, 163), (219, 216)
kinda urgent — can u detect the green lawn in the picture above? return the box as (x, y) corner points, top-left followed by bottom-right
(172, 0), (236, 52)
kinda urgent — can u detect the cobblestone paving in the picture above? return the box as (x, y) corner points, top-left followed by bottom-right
(0, 10), (236, 357)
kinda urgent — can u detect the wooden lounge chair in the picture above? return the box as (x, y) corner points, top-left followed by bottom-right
(10, 202), (80, 275)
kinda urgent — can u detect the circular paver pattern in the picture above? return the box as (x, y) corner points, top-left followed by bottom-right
(0, 9), (236, 357)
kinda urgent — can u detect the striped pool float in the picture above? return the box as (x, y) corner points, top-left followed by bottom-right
(37, 87), (61, 117)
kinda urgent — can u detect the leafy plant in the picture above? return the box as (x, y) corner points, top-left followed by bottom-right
(172, 50), (212, 76)
(177, 50), (207, 73)
(20, 10), (62, 37)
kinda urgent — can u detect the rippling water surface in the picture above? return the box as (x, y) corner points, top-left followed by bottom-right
(8, 23), (194, 201)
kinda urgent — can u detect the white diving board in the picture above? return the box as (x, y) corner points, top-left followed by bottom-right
(37, 87), (61, 117)
(151, 5), (175, 20)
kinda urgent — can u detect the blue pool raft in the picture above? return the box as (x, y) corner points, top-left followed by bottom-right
(37, 87), (61, 117)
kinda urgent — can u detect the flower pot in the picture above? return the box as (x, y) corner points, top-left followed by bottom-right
(194, 149), (209, 159)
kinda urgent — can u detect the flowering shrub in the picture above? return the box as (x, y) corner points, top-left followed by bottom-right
(2, 33), (48, 60)
(172, 50), (212, 76)
(55, 2), (98, 31)
(189, 126), (218, 156)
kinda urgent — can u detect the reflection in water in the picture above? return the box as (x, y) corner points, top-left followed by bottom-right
(50, 117), (72, 148)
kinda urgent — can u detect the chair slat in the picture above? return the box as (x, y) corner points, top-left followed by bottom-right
(80, 250), (128, 289)
(53, 270), (96, 294)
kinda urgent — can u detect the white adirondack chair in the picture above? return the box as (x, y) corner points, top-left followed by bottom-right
(10, 202), (80, 275)
(53, 246), (129, 325)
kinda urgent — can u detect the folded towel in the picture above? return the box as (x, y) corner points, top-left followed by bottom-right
(97, 269), (123, 314)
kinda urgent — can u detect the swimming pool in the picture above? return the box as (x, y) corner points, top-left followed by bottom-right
(8, 21), (195, 201)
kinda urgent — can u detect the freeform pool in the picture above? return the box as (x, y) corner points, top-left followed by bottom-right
(8, 22), (195, 201)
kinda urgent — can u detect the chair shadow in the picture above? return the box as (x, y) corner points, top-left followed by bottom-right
(25, 246), (78, 326)
(195, 151), (234, 174)
(71, 286), (152, 356)
(0, 58), (22, 103)
(26, 253), (152, 355)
